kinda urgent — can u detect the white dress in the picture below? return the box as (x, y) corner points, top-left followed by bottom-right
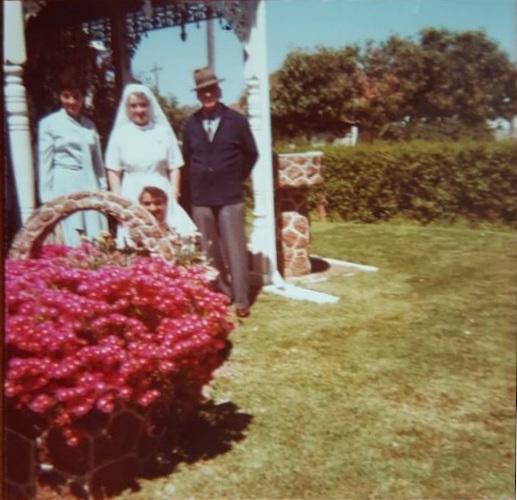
(105, 121), (197, 242)
(38, 109), (108, 246)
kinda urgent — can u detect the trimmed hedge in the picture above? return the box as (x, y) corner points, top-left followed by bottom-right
(289, 140), (517, 224)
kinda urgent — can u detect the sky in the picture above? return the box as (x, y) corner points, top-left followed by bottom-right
(132, 0), (517, 106)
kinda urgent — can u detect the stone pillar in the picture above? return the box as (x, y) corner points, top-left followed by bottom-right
(276, 152), (324, 277)
(4, 0), (36, 223)
(243, 0), (282, 287)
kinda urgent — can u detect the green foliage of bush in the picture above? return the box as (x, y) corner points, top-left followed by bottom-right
(291, 141), (517, 224)
(270, 29), (517, 142)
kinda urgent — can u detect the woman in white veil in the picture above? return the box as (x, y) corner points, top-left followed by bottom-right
(105, 83), (197, 244)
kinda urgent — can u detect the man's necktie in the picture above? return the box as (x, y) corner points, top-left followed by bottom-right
(207, 120), (213, 141)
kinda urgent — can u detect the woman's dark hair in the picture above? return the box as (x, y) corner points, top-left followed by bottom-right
(138, 186), (168, 204)
(58, 68), (86, 93)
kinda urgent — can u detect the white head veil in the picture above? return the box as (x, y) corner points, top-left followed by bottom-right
(132, 172), (198, 237)
(111, 83), (176, 139)
(129, 172), (172, 204)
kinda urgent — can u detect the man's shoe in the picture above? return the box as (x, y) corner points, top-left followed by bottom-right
(236, 307), (250, 318)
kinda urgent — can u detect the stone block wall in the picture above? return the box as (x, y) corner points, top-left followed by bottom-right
(276, 152), (323, 277)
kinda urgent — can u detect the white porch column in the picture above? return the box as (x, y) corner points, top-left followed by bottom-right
(240, 1), (340, 303)
(243, 0), (282, 287)
(4, 0), (36, 223)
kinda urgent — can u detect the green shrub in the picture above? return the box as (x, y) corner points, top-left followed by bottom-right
(277, 141), (516, 225)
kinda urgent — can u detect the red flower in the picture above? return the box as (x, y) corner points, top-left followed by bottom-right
(5, 243), (233, 445)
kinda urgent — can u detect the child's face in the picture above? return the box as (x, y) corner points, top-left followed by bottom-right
(140, 192), (167, 223)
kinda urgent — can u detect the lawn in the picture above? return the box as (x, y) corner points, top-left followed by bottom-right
(120, 220), (516, 499)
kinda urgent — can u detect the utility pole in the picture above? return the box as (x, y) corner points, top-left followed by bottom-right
(149, 63), (163, 91)
(206, 18), (215, 71)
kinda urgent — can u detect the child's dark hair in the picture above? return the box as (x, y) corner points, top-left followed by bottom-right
(138, 186), (168, 204)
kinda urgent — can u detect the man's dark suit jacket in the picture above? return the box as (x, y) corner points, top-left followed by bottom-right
(182, 104), (258, 207)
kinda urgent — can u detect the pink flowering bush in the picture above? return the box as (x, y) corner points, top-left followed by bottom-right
(5, 242), (233, 447)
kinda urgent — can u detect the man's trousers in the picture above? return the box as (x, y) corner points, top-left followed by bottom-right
(192, 202), (250, 309)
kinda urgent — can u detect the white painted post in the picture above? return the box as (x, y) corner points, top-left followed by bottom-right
(4, 0), (36, 223)
(243, 0), (283, 287)
(242, 1), (339, 303)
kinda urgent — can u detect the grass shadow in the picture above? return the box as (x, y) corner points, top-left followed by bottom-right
(250, 282), (262, 306)
(176, 400), (253, 463)
(140, 400), (253, 478)
(309, 256), (331, 273)
(30, 341), (251, 499)
(34, 400), (252, 499)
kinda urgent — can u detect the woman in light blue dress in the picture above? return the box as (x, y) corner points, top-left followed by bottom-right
(37, 70), (107, 246)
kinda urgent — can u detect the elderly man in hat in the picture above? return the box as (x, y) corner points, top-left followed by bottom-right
(182, 67), (258, 318)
